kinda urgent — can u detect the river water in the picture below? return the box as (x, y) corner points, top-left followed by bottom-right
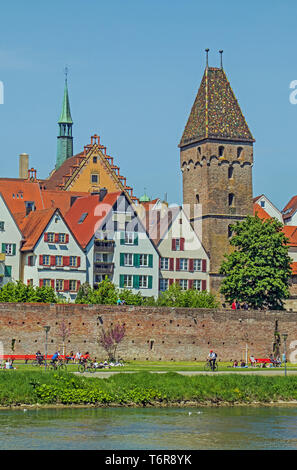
(0, 406), (297, 450)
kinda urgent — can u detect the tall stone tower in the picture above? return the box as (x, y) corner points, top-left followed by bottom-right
(179, 52), (255, 295)
(56, 74), (73, 169)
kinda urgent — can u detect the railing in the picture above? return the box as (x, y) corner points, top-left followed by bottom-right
(94, 262), (114, 274)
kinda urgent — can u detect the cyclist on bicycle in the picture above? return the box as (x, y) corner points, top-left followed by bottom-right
(207, 350), (217, 371)
(35, 350), (44, 365)
(51, 351), (60, 365)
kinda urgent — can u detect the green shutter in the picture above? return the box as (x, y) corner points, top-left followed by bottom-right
(1, 243), (5, 254)
(120, 232), (125, 245)
(12, 244), (16, 256)
(119, 274), (125, 288)
(120, 253), (125, 266)
(133, 234), (138, 245)
(148, 275), (153, 289)
(148, 254), (153, 268)
(133, 253), (140, 267)
(133, 275), (139, 289)
(4, 266), (12, 277)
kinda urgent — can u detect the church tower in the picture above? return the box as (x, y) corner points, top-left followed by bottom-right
(179, 51), (255, 295)
(56, 72), (73, 169)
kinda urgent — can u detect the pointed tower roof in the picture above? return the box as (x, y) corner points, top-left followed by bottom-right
(179, 66), (254, 147)
(58, 78), (73, 124)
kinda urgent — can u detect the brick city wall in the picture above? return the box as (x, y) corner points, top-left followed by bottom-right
(1, 303), (297, 362)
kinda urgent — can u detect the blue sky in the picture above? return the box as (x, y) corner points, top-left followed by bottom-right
(0, 0), (296, 210)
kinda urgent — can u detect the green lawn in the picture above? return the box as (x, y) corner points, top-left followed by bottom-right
(8, 360), (297, 373)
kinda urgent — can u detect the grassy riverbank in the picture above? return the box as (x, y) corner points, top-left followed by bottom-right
(1, 370), (297, 407)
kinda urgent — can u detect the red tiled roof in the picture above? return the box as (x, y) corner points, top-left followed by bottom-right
(282, 226), (297, 247)
(65, 191), (122, 248)
(282, 196), (297, 220)
(19, 208), (57, 251)
(43, 153), (84, 190)
(0, 178), (89, 219)
(253, 203), (272, 221)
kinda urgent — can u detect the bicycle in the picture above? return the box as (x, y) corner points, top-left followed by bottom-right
(49, 359), (67, 371)
(78, 361), (96, 373)
(204, 360), (218, 371)
(32, 358), (45, 367)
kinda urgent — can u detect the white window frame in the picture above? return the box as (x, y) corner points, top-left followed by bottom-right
(43, 279), (51, 287)
(180, 279), (188, 290)
(193, 279), (202, 291)
(175, 238), (181, 251)
(69, 256), (77, 267)
(58, 233), (66, 243)
(160, 257), (169, 270)
(124, 253), (133, 266)
(125, 232), (134, 244)
(43, 255), (50, 266)
(56, 255), (63, 267)
(124, 274), (133, 288)
(5, 244), (14, 255)
(47, 232), (55, 242)
(180, 258), (188, 271)
(139, 254), (148, 267)
(160, 278), (168, 291)
(193, 259), (202, 272)
(56, 279), (64, 291)
(139, 275), (148, 288)
(69, 280), (77, 292)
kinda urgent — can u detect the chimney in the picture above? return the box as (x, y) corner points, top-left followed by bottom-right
(19, 153), (29, 179)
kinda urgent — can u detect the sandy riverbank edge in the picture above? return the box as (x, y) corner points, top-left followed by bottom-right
(1, 400), (297, 410)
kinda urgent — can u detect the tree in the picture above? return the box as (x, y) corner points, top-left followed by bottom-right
(97, 323), (126, 361)
(0, 281), (58, 303)
(219, 215), (292, 310)
(156, 282), (219, 308)
(58, 319), (71, 357)
(75, 277), (118, 305)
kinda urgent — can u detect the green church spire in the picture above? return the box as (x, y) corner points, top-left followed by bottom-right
(56, 68), (73, 169)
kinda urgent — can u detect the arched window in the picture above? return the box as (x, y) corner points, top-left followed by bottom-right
(219, 146), (224, 157)
(228, 193), (235, 207)
(196, 194), (200, 204)
(237, 147), (243, 158)
(228, 166), (234, 179)
(228, 225), (233, 238)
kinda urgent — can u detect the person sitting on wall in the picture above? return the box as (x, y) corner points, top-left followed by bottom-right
(233, 360), (238, 367)
(240, 360), (246, 368)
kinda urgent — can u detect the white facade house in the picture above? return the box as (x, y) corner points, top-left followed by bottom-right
(139, 203), (209, 292)
(21, 208), (86, 301)
(254, 194), (283, 222)
(0, 193), (23, 286)
(65, 191), (160, 298)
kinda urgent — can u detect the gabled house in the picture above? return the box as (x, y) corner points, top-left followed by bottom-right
(282, 196), (297, 225)
(253, 194), (283, 222)
(65, 190), (160, 298)
(20, 207), (86, 301)
(42, 134), (139, 205)
(139, 203), (209, 292)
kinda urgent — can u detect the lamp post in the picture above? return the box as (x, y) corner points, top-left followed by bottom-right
(282, 333), (288, 377)
(44, 326), (51, 371)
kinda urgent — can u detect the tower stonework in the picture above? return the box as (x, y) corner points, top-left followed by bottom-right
(179, 65), (255, 295)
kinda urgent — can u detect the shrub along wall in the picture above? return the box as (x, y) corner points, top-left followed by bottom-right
(0, 302), (297, 361)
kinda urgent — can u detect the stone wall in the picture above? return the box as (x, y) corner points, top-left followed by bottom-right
(1, 303), (297, 362)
